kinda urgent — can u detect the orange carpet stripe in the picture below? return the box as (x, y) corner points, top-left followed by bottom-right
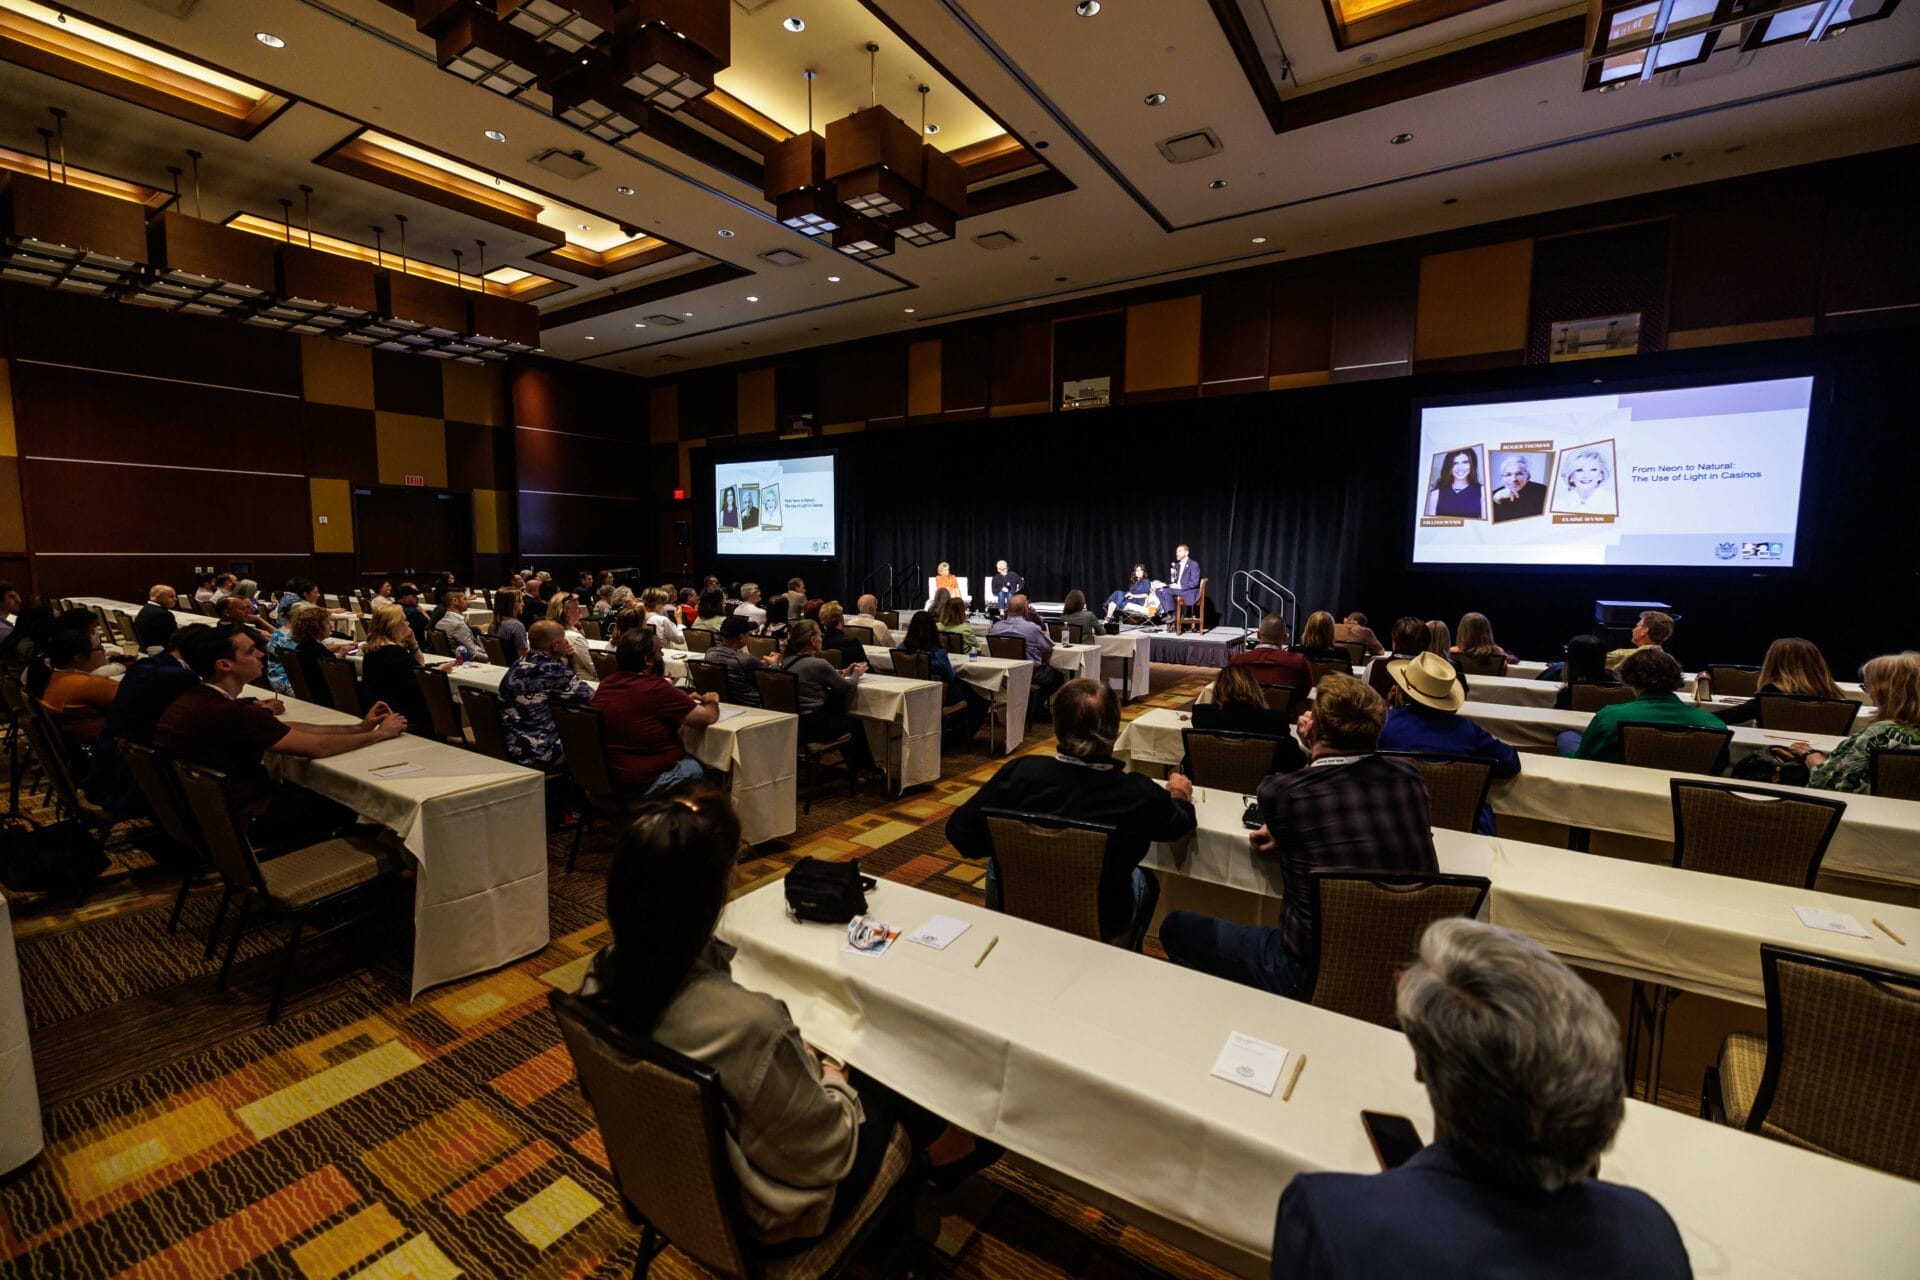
(442, 1140), (560, 1215)
(492, 1043), (577, 1108)
(570, 1127), (609, 1171)
(111, 1165), (359, 1280)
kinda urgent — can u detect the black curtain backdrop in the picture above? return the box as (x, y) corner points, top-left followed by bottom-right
(695, 324), (1919, 674)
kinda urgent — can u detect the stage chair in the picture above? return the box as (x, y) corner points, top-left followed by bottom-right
(927, 576), (970, 608)
(754, 668), (856, 813)
(548, 989), (919, 1280)
(1703, 664), (1762, 697)
(1621, 724), (1731, 775)
(981, 810), (1142, 949)
(1379, 752), (1495, 833)
(1182, 729), (1289, 793)
(1870, 748), (1920, 801)
(1171, 578), (1209, 634)
(1756, 694), (1859, 736)
(689, 662), (728, 703)
(1701, 946), (1920, 1180)
(1570, 683), (1637, 712)
(1309, 870), (1491, 1029)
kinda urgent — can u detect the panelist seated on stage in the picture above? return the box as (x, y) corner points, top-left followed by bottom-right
(1271, 918), (1689, 1280)
(1230, 613), (1316, 693)
(929, 562), (967, 609)
(1159, 674), (1436, 1000)
(1102, 564), (1158, 622)
(988, 561), (1026, 611)
(1155, 545), (1201, 619)
(947, 679), (1193, 944)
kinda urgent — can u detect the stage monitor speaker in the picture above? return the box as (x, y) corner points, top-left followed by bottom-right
(674, 520), (689, 546)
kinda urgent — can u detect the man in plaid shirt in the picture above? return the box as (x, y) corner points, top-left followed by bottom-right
(1160, 673), (1436, 998)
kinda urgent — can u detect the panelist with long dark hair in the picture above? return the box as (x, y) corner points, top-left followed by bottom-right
(1425, 450), (1485, 519)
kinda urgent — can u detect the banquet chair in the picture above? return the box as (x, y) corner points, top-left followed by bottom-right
(1336, 641), (1367, 668)
(981, 810), (1142, 949)
(1262, 684), (1298, 716)
(1048, 623), (1085, 645)
(582, 619), (603, 641)
(1570, 683), (1637, 712)
(939, 631), (971, 655)
(1703, 664), (1763, 698)
(481, 634), (509, 665)
(1182, 729), (1288, 794)
(690, 662), (729, 703)
(551, 702), (646, 872)
(1309, 870), (1492, 1029)
(316, 655), (365, 716)
(457, 687), (515, 764)
(111, 610), (141, 649)
(1451, 651), (1509, 678)
(280, 649), (319, 704)
(591, 650), (618, 681)
(1307, 658), (1352, 689)
(685, 629), (713, 653)
(880, 610), (900, 631)
(754, 668), (857, 813)
(173, 761), (401, 1025)
(118, 740), (216, 945)
(986, 635), (1027, 663)
(1171, 578), (1209, 635)
(548, 989), (920, 1280)
(747, 637), (778, 660)
(1621, 724), (1731, 776)
(423, 628), (455, 659)
(412, 667), (472, 748)
(890, 650), (930, 681)
(20, 707), (123, 858)
(1756, 694), (1859, 737)
(1701, 946), (1920, 1180)
(1670, 780), (1844, 890)
(1379, 752), (1495, 834)
(821, 646), (848, 670)
(1869, 748), (1920, 801)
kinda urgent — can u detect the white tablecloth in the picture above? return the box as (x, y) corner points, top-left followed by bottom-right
(1113, 706), (1199, 772)
(716, 878), (1920, 1278)
(864, 647), (1033, 755)
(67, 596), (209, 637)
(267, 696), (549, 997)
(1446, 671), (1562, 708)
(0, 891), (41, 1174)
(845, 673), (944, 791)
(1094, 630), (1155, 701)
(1461, 699), (1842, 762)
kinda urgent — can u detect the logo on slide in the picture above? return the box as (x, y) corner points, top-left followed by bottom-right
(1714, 542), (1738, 560)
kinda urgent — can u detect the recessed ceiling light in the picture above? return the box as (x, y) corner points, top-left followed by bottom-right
(924, 123), (940, 134)
(1251, 236), (1266, 244)
(255, 32), (285, 48)
(783, 16), (806, 31)
(579, 223), (591, 231)
(1077, 0), (1101, 14)
(903, 307), (916, 314)
(616, 185), (634, 195)
(1390, 132), (1413, 144)
(717, 228), (735, 238)
(484, 129), (507, 142)
(1144, 93), (1167, 106)
(746, 295), (759, 302)
(682, 312), (693, 317)
(634, 322), (646, 327)
(584, 336), (595, 341)
(1208, 179), (1228, 189)
(827, 275), (841, 282)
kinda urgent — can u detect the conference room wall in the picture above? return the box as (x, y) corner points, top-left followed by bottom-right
(507, 361), (652, 583)
(823, 323), (1918, 676)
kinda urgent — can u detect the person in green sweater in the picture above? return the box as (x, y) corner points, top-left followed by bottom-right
(1806, 651), (1920, 793)
(1570, 649), (1729, 769)
(936, 595), (985, 656)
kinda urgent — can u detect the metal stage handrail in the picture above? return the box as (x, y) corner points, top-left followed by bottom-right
(890, 562), (923, 609)
(1227, 570), (1296, 643)
(857, 562), (894, 606)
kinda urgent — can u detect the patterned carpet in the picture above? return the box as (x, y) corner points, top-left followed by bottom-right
(2, 669), (1227, 1279)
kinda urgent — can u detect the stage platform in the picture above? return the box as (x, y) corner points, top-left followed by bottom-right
(1148, 626), (1248, 668)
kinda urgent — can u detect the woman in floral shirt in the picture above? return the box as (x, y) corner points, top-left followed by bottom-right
(1805, 651), (1920, 794)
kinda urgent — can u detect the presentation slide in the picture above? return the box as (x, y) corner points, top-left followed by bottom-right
(714, 454), (836, 556)
(1410, 376), (1812, 568)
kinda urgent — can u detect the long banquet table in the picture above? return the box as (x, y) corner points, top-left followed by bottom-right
(265, 695), (547, 997)
(1458, 698), (1843, 761)
(716, 877), (1920, 1278)
(864, 646), (1034, 755)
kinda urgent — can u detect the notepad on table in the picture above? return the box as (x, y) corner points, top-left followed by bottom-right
(1210, 1031), (1289, 1096)
(905, 915), (972, 950)
(369, 762), (426, 779)
(1793, 906), (1873, 938)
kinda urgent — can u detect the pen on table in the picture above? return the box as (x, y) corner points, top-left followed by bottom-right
(1873, 918), (1907, 946)
(1282, 1054), (1307, 1101)
(974, 935), (999, 968)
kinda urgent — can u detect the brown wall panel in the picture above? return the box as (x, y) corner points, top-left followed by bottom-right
(680, 370), (737, 438)
(1053, 313), (1125, 393)
(1669, 194), (1823, 332)
(989, 317), (1050, 414)
(1124, 296), (1203, 396)
(736, 367), (777, 435)
(517, 491), (650, 558)
(1415, 240), (1533, 364)
(303, 403), (379, 485)
(907, 340), (942, 420)
(865, 342), (907, 426)
(1819, 160), (1920, 326)
(1269, 274), (1334, 377)
(819, 348), (868, 426)
(24, 458), (308, 552)
(0, 457), (23, 553)
(445, 421), (501, 491)
(509, 361), (640, 439)
(1527, 220), (1671, 362)
(775, 362), (819, 431)
(372, 350), (444, 418)
(1330, 259), (1417, 382)
(11, 363), (305, 474)
(1202, 273), (1271, 393)
(1, 287), (301, 395)
(515, 426), (646, 497)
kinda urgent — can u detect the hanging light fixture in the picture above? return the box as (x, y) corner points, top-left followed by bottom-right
(0, 107), (148, 295)
(551, 64), (648, 142)
(497, 0), (617, 54)
(764, 69), (843, 237)
(617, 0), (731, 110)
(894, 85), (965, 247)
(827, 44), (922, 219)
(141, 149), (279, 318)
(425, 5), (543, 97)
(831, 220), (895, 261)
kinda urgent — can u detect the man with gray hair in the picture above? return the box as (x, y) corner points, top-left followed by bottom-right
(732, 583), (766, 625)
(841, 593), (891, 646)
(945, 679), (1193, 948)
(1270, 917), (1689, 1278)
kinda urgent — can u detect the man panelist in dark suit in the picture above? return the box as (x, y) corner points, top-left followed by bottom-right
(1490, 454), (1547, 522)
(135, 584), (181, 653)
(1155, 544), (1201, 621)
(1270, 917), (1690, 1279)
(988, 560), (1025, 611)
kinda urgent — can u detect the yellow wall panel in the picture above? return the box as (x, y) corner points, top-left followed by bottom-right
(471, 488), (511, 555)
(300, 337), (376, 409)
(374, 412), (448, 488)
(821, 420), (866, 435)
(1125, 296), (1203, 392)
(0, 458), (24, 552)
(441, 360), (502, 426)
(649, 384), (679, 443)
(0, 359), (15, 456)
(1414, 240), (1533, 361)
(1667, 318), (1815, 349)
(309, 478), (354, 553)
(736, 368), (776, 435)
(1268, 371), (1331, 391)
(907, 340), (942, 418)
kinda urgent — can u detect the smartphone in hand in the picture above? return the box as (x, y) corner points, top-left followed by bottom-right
(1361, 1111), (1423, 1170)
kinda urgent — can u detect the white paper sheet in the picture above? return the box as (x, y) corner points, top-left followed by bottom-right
(1210, 1031), (1289, 1096)
(1793, 906), (1874, 938)
(905, 915), (972, 950)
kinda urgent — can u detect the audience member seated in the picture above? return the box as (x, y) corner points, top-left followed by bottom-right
(1291, 611), (1350, 665)
(936, 596), (984, 655)
(217, 594), (273, 652)
(948, 679), (1191, 943)
(518, 579), (546, 629)
(274, 577), (319, 624)
(1425, 619), (1452, 656)
(0, 581), (18, 645)
(1271, 918), (1689, 1279)
(1807, 651), (1920, 793)
(925, 587), (952, 627)
(1057, 590), (1099, 640)
(988, 595), (1062, 718)
(1102, 563), (1157, 623)
(896, 611), (989, 743)
(580, 789), (1000, 1242)
(1712, 636), (1841, 725)
(156, 625), (406, 846)
(1551, 635), (1622, 709)
(1606, 609), (1677, 670)
(1335, 612), (1386, 658)
(779, 620), (879, 782)
(816, 603), (870, 669)
(40, 627), (119, 746)
(545, 592), (597, 679)
(690, 587), (729, 635)
(1189, 665), (1306, 776)
(675, 587), (699, 627)
(432, 587), (488, 663)
(1160, 675), (1437, 998)
(780, 578), (808, 621)
(397, 584), (433, 647)
(841, 595), (891, 646)
(704, 616), (770, 706)
(1449, 612), (1515, 674)
(590, 585), (617, 619)
(490, 589), (529, 661)
(1379, 651), (1521, 834)
(642, 587), (686, 647)
(191, 573), (218, 607)
(501, 620), (595, 768)
(733, 582), (768, 625)
(83, 631), (199, 810)
(286, 604), (344, 705)
(1368, 617), (1433, 701)
(761, 594), (792, 643)
(359, 605), (436, 737)
(609, 605), (650, 645)
(369, 580), (395, 610)
(135, 585), (180, 652)
(1231, 613), (1315, 692)
(1570, 649), (1726, 764)
(210, 573), (238, 606)
(592, 630), (716, 796)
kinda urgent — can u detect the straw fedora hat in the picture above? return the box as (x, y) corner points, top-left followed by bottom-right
(1388, 650), (1465, 712)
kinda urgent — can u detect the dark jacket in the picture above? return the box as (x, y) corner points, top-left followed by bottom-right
(84, 652), (199, 808)
(133, 602), (178, 652)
